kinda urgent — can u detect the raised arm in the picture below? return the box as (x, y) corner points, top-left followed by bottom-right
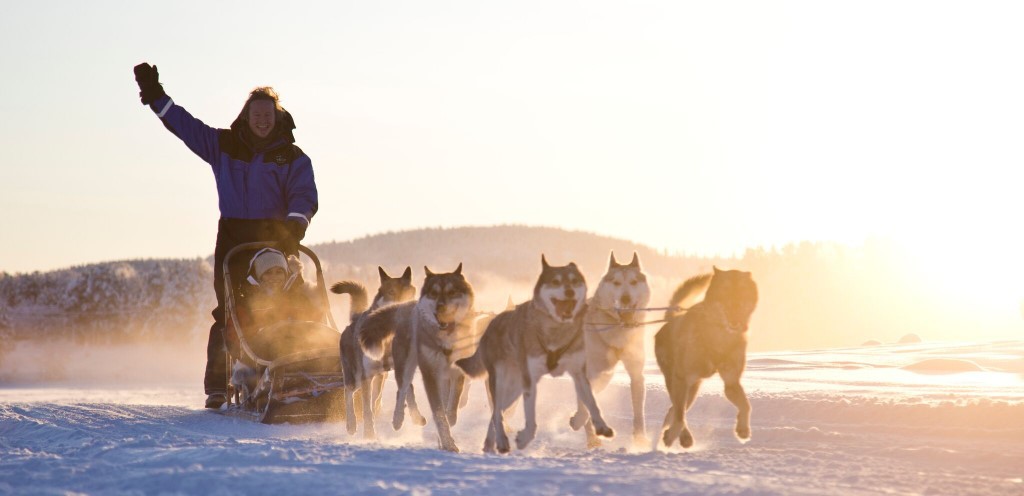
(134, 63), (221, 166)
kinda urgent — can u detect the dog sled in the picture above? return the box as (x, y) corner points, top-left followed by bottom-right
(218, 242), (345, 424)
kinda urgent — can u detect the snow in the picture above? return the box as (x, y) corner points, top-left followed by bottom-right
(2, 340), (1023, 495)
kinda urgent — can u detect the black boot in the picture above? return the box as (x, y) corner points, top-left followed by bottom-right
(205, 393), (226, 409)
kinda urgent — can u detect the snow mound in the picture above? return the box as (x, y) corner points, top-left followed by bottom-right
(898, 333), (923, 344)
(901, 358), (987, 374)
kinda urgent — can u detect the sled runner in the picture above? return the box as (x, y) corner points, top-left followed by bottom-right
(218, 242), (345, 424)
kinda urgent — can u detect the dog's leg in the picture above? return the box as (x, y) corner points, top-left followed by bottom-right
(372, 372), (385, 418)
(677, 376), (702, 448)
(569, 397), (589, 431)
(490, 366), (512, 454)
(421, 365), (459, 453)
(515, 372), (539, 451)
(623, 353), (649, 446)
(483, 370), (498, 453)
(662, 372), (688, 447)
(446, 371), (466, 427)
(720, 367), (751, 442)
(405, 384), (427, 427)
(362, 376), (378, 439)
(571, 369), (614, 439)
(345, 383), (359, 435)
(391, 347), (411, 431)
(659, 405), (675, 449)
(458, 374), (470, 408)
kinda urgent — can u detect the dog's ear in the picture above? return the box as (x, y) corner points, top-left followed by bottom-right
(401, 266), (412, 282)
(453, 262), (463, 276)
(541, 254), (550, 271)
(378, 266), (390, 282)
(713, 265), (721, 275)
(608, 251), (619, 269)
(506, 295), (515, 311)
(425, 266), (435, 278)
(629, 252), (640, 268)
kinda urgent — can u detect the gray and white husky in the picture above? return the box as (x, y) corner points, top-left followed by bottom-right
(359, 264), (478, 452)
(570, 252), (652, 448)
(456, 256), (614, 454)
(332, 267), (421, 439)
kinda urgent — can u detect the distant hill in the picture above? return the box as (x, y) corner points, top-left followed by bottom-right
(313, 225), (724, 314)
(1, 226), (719, 347)
(3, 225), (998, 356)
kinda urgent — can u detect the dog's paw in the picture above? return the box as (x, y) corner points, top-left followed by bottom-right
(441, 442), (460, 453)
(515, 428), (536, 450)
(586, 435), (602, 449)
(594, 424), (615, 439)
(735, 424), (751, 442)
(363, 426), (377, 441)
(632, 432), (650, 448)
(662, 429), (676, 448)
(496, 437), (511, 454)
(679, 429), (694, 448)
(392, 411), (405, 431)
(569, 410), (587, 431)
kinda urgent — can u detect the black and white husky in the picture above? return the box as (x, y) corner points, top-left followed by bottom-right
(332, 267), (420, 439)
(359, 264), (479, 452)
(457, 256), (614, 453)
(571, 252), (652, 447)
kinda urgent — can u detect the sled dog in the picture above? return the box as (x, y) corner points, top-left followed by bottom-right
(456, 256), (614, 453)
(332, 267), (419, 438)
(570, 252), (652, 447)
(654, 267), (758, 449)
(360, 264), (478, 452)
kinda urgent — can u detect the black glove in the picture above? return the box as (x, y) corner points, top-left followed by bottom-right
(133, 63), (166, 105)
(286, 217), (308, 242)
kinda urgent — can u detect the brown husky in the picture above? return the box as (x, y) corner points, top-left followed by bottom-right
(332, 267), (420, 439)
(654, 267), (758, 449)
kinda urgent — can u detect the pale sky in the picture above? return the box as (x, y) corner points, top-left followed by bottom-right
(2, 0), (1023, 276)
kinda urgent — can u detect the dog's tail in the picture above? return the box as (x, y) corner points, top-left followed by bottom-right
(331, 281), (369, 319)
(455, 351), (486, 379)
(666, 273), (713, 319)
(358, 302), (409, 360)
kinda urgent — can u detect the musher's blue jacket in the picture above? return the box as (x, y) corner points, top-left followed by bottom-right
(148, 95), (317, 225)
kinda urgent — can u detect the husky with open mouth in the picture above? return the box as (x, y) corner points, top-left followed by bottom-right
(456, 256), (614, 453)
(570, 252), (652, 448)
(359, 264), (478, 452)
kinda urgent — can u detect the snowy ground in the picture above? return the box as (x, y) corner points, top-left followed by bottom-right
(2, 340), (1023, 495)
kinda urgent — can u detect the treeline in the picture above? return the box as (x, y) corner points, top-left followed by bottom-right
(1, 226), (1002, 353)
(0, 259), (212, 345)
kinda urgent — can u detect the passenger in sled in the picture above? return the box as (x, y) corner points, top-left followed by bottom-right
(226, 247), (324, 407)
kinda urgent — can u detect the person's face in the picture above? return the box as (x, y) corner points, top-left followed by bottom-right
(259, 266), (287, 292)
(247, 100), (276, 139)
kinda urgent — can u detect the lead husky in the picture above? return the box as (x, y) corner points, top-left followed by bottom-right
(457, 256), (614, 454)
(332, 267), (421, 438)
(655, 267), (758, 449)
(359, 264), (478, 452)
(570, 252), (652, 447)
